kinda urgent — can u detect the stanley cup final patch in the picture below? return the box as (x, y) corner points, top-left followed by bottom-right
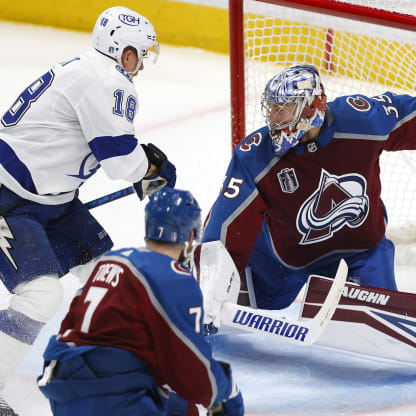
(278, 168), (299, 193)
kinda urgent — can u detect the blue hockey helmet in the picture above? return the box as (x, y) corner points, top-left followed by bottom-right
(261, 64), (327, 155)
(145, 188), (201, 245)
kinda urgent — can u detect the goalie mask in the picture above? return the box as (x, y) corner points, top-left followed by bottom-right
(145, 188), (202, 245)
(93, 6), (159, 75)
(261, 64), (327, 155)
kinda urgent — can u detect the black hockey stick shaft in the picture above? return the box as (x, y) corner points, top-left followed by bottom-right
(85, 186), (134, 210)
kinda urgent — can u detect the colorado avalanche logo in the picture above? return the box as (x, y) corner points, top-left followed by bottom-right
(241, 133), (262, 151)
(297, 169), (369, 245)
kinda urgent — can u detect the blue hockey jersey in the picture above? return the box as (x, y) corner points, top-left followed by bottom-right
(202, 92), (416, 270)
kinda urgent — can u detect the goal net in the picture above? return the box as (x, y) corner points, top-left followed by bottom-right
(229, 0), (416, 262)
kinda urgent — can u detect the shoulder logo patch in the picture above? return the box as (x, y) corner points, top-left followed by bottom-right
(241, 132), (262, 151)
(171, 261), (191, 276)
(346, 95), (371, 112)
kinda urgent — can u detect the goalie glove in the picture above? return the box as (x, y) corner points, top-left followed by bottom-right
(207, 362), (244, 416)
(134, 143), (177, 200)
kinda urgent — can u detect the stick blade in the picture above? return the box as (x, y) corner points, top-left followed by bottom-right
(301, 258), (348, 339)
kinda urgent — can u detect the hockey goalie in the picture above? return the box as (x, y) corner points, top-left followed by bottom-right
(193, 64), (416, 364)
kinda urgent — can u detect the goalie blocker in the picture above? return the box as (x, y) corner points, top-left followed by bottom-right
(300, 276), (416, 364)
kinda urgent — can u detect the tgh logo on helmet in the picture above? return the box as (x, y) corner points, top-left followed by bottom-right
(118, 14), (140, 26)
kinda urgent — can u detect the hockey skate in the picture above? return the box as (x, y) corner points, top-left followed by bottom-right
(0, 394), (19, 416)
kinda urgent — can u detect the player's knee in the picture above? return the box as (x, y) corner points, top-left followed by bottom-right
(10, 275), (63, 323)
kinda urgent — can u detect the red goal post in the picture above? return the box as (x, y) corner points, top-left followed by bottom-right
(228, 0), (416, 251)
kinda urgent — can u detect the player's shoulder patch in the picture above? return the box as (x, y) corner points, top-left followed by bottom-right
(240, 131), (263, 152)
(115, 64), (133, 83)
(344, 94), (372, 112)
(170, 260), (192, 276)
(237, 126), (270, 153)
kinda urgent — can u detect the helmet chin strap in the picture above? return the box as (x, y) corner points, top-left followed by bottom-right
(129, 57), (144, 76)
(117, 56), (144, 77)
(295, 121), (314, 131)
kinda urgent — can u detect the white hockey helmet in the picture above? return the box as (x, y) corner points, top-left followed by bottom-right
(93, 7), (159, 72)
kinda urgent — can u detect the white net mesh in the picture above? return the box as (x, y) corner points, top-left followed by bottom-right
(241, 0), (416, 248)
(331, 0), (416, 15)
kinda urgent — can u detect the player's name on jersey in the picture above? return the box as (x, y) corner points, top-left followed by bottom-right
(342, 287), (390, 305)
(231, 309), (309, 342)
(91, 263), (123, 287)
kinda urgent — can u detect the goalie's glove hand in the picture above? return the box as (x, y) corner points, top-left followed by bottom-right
(207, 362), (244, 416)
(134, 143), (177, 200)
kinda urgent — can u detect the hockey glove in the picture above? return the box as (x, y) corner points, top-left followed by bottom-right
(134, 143), (177, 200)
(208, 362), (244, 416)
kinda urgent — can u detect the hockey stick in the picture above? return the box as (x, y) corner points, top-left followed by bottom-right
(85, 186), (134, 210)
(220, 258), (348, 345)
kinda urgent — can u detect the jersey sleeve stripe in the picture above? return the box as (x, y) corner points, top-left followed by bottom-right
(333, 132), (389, 141)
(0, 138), (37, 193)
(88, 134), (138, 162)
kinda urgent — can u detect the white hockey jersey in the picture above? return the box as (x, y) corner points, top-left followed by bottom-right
(0, 49), (148, 205)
